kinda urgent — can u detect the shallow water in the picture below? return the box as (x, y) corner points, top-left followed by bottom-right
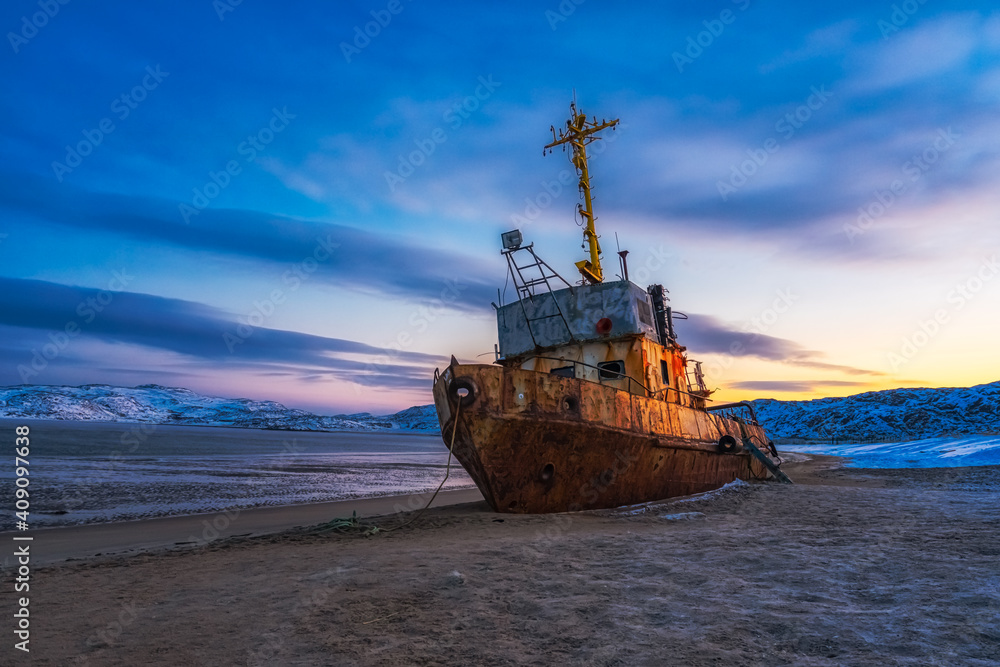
(780, 435), (1000, 469)
(0, 418), (472, 529)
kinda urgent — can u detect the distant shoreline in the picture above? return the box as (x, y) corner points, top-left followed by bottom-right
(0, 416), (438, 435)
(5, 380), (999, 441)
(3, 416), (994, 440)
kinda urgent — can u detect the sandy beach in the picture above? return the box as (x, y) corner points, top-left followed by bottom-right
(6, 454), (1000, 666)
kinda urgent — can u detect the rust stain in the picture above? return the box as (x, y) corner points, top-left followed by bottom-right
(433, 362), (772, 514)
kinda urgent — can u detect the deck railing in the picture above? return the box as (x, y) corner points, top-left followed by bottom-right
(706, 401), (761, 426)
(523, 355), (714, 404)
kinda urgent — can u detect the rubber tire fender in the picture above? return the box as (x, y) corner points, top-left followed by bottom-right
(718, 435), (742, 454)
(449, 376), (477, 408)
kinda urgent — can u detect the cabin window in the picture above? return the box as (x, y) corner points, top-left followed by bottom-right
(551, 366), (575, 378)
(598, 360), (625, 380)
(660, 360), (670, 384)
(637, 299), (654, 326)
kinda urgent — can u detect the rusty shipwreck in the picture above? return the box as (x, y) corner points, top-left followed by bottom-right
(432, 102), (789, 514)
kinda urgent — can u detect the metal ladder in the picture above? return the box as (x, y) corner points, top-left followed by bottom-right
(742, 436), (793, 484)
(502, 244), (576, 349)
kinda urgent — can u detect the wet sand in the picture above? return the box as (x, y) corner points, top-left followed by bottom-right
(0, 488), (484, 566)
(7, 455), (1000, 666)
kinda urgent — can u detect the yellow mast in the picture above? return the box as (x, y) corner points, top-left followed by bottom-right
(544, 101), (619, 284)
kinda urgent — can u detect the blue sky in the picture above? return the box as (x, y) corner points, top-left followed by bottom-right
(2, 0), (998, 413)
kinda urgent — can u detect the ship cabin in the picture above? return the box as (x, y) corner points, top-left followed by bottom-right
(495, 236), (711, 411)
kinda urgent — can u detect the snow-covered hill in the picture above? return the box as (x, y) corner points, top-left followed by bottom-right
(0, 384), (436, 432)
(385, 404), (439, 431)
(749, 381), (1000, 442)
(1, 381), (997, 441)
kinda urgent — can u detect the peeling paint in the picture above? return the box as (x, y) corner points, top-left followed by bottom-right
(433, 362), (775, 514)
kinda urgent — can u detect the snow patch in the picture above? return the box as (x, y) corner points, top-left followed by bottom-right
(780, 435), (1000, 469)
(673, 478), (750, 503)
(659, 511), (705, 521)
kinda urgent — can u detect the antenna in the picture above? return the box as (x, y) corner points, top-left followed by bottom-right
(544, 99), (620, 285)
(615, 232), (629, 281)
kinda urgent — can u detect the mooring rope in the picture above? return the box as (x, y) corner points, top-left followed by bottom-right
(382, 398), (462, 532)
(312, 399), (462, 536)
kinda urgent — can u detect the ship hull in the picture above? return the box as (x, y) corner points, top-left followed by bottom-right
(433, 362), (774, 514)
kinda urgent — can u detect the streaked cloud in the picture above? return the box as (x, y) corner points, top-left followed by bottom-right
(730, 380), (869, 393)
(0, 277), (446, 391)
(675, 314), (884, 377)
(0, 172), (496, 311)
